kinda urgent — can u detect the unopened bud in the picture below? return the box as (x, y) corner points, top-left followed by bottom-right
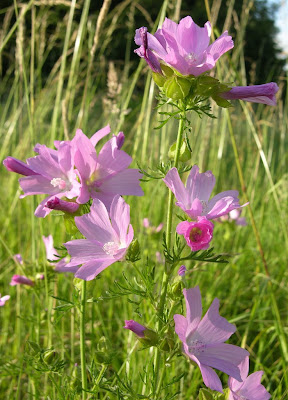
(126, 239), (140, 262)
(168, 140), (191, 162)
(46, 197), (79, 214)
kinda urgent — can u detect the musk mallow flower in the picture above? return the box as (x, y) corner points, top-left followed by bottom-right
(220, 82), (279, 106)
(228, 357), (271, 400)
(135, 16), (234, 76)
(163, 165), (244, 220)
(10, 275), (35, 287)
(174, 286), (249, 392)
(3, 141), (80, 218)
(72, 128), (143, 207)
(177, 217), (214, 251)
(0, 294), (10, 306)
(64, 195), (134, 281)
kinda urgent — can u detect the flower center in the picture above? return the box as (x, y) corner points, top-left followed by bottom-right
(50, 178), (67, 190)
(200, 200), (208, 214)
(185, 52), (198, 64)
(189, 227), (202, 242)
(103, 242), (119, 256)
(188, 339), (206, 355)
(86, 171), (103, 191)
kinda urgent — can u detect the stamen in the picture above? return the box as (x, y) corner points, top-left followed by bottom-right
(50, 178), (66, 190)
(103, 242), (119, 256)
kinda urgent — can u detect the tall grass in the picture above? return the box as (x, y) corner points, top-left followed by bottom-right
(0, 0), (287, 398)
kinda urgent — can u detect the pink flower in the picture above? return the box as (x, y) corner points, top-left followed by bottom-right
(42, 235), (78, 274)
(72, 128), (143, 208)
(228, 357), (271, 400)
(163, 166), (244, 220)
(0, 294), (10, 306)
(4, 141), (80, 218)
(13, 254), (23, 265)
(143, 218), (163, 233)
(174, 286), (249, 392)
(177, 217), (214, 251)
(220, 83), (279, 106)
(123, 320), (146, 337)
(135, 17), (233, 76)
(64, 195), (134, 281)
(10, 275), (34, 287)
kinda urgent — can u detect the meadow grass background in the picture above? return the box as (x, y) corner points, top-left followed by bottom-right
(0, 0), (287, 398)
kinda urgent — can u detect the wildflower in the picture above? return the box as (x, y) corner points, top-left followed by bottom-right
(143, 218), (163, 233)
(178, 265), (187, 277)
(135, 17), (233, 76)
(228, 357), (271, 400)
(163, 166), (244, 220)
(13, 254), (23, 265)
(0, 294), (10, 306)
(123, 320), (146, 337)
(42, 235), (78, 273)
(177, 217), (214, 251)
(174, 286), (249, 392)
(4, 142), (80, 217)
(72, 129), (143, 207)
(10, 275), (34, 287)
(220, 83), (279, 106)
(64, 195), (134, 281)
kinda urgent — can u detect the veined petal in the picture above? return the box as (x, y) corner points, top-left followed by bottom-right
(207, 31), (234, 61)
(73, 129), (97, 180)
(186, 165), (215, 204)
(19, 176), (59, 196)
(177, 17), (211, 56)
(195, 298), (236, 344)
(26, 145), (61, 180)
(58, 142), (73, 176)
(183, 287), (202, 333)
(239, 371), (270, 400)
(207, 191), (240, 219)
(97, 136), (132, 176)
(75, 199), (117, 242)
(74, 259), (114, 281)
(64, 239), (111, 263)
(197, 343), (249, 381)
(163, 168), (189, 210)
(99, 169), (143, 196)
(110, 196), (131, 244)
(197, 362), (223, 393)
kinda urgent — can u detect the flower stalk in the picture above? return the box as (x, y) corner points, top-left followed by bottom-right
(80, 280), (87, 399)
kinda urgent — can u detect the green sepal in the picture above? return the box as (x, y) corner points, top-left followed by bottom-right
(152, 72), (166, 87)
(163, 76), (192, 100)
(160, 64), (174, 77)
(168, 139), (191, 162)
(138, 329), (159, 347)
(64, 215), (79, 235)
(212, 94), (232, 108)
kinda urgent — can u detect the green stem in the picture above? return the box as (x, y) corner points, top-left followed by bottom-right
(80, 280), (87, 399)
(153, 110), (185, 395)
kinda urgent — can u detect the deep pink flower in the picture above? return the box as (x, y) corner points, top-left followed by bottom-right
(123, 320), (146, 337)
(135, 17), (233, 76)
(0, 294), (10, 306)
(45, 197), (79, 213)
(163, 166), (244, 220)
(64, 195), (134, 281)
(174, 286), (249, 392)
(176, 217), (214, 251)
(42, 235), (78, 273)
(220, 83), (279, 106)
(10, 275), (34, 287)
(72, 128), (143, 208)
(228, 357), (271, 400)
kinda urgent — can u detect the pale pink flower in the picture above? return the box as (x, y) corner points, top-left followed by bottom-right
(177, 217), (214, 251)
(64, 195), (134, 281)
(72, 128), (143, 208)
(163, 166), (244, 220)
(220, 83), (278, 106)
(228, 357), (271, 400)
(0, 294), (10, 306)
(174, 286), (249, 392)
(10, 275), (34, 287)
(123, 320), (146, 337)
(135, 17), (233, 76)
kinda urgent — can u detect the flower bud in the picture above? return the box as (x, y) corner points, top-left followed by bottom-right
(45, 197), (80, 214)
(163, 76), (191, 100)
(3, 157), (38, 176)
(126, 239), (140, 262)
(43, 349), (59, 365)
(10, 275), (35, 287)
(124, 320), (158, 346)
(168, 140), (191, 162)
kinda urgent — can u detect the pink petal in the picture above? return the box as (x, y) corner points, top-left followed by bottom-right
(73, 129), (97, 180)
(196, 343), (249, 382)
(19, 175), (59, 196)
(90, 125), (111, 147)
(42, 234), (59, 261)
(64, 239), (110, 264)
(58, 142), (73, 176)
(97, 136), (132, 176)
(99, 169), (144, 196)
(207, 190), (240, 219)
(174, 314), (188, 342)
(177, 17), (211, 56)
(163, 168), (189, 210)
(207, 31), (234, 62)
(74, 258), (114, 280)
(197, 362), (223, 392)
(195, 298), (236, 344)
(34, 196), (57, 218)
(74, 199), (117, 242)
(239, 371), (270, 400)
(183, 287), (202, 335)
(109, 196), (131, 244)
(26, 145), (61, 180)
(186, 165), (215, 204)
